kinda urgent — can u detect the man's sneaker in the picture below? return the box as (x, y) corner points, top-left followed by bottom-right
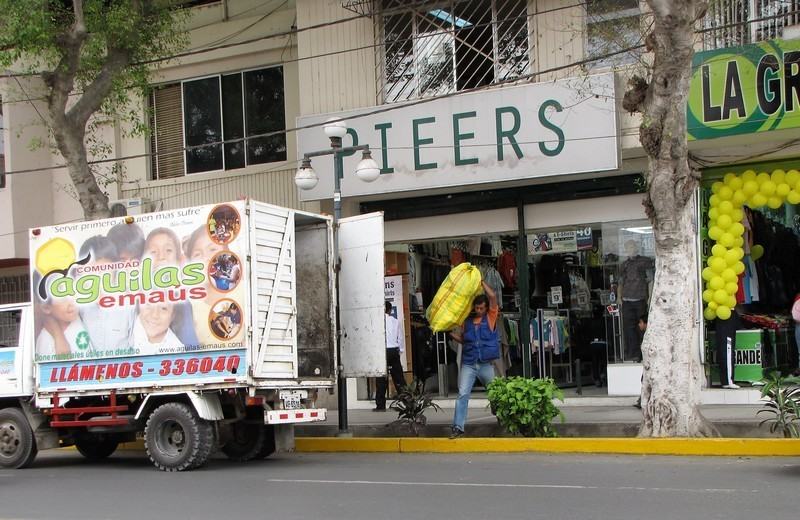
(722, 383), (741, 389)
(449, 427), (464, 439)
(372, 407), (387, 412)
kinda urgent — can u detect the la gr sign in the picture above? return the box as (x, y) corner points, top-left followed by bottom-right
(689, 39), (800, 140)
(296, 73), (618, 200)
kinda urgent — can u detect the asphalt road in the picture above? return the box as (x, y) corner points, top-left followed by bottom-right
(1, 450), (798, 520)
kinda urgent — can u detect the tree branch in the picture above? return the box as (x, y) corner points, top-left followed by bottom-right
(68, 45), (132, 126)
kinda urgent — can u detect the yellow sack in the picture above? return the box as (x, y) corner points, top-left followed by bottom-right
(426, 263), (482, 333)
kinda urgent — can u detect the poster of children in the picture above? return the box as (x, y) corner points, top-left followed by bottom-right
(30, 202), (248, 363)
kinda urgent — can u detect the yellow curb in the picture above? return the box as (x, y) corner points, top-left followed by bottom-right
(295, 437), (800, 457)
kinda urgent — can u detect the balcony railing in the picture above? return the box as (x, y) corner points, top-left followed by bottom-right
(703, 0), (800, 50)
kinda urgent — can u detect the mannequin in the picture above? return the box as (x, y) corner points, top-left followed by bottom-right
(618, 240), (654, 362)
(714, 308), (740, 389)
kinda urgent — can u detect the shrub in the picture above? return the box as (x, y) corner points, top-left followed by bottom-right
(390, 379), (442, 436)
(487, 377), (564, 437)
(757, 372), (800, 438)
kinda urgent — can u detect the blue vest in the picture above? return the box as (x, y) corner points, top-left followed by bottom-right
(462, 315), (500, 365)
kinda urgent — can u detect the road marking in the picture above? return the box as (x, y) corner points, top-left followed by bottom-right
(268, 478), (759, 494)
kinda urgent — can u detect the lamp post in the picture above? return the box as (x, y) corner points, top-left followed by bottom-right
(294, 119), (380, 435)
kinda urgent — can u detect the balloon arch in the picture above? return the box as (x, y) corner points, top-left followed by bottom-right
(702, 169), (800, 321)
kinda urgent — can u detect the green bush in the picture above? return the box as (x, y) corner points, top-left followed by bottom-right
(757, 372), (800, 438)
(487, 377), (564, 437)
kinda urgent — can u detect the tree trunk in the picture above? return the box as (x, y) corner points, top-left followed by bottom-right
(635, 0), (717, 437)
(51, 122), (110, 220)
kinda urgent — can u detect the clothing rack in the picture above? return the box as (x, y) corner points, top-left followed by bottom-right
(532, 308), (573, 384)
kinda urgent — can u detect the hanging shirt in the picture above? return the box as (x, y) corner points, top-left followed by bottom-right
(497, 250), (517, 289)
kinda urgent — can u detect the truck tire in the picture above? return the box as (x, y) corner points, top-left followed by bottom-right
(254, 425), (276, 459)
(144, 403), (215, 472)
(0, 408), (37, 469)
(221, 422), (265, 461)
(75, 434), (119, 460)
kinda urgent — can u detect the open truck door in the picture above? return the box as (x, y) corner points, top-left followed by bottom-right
(337, 212), (386, 377)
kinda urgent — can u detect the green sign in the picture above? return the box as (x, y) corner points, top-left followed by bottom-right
(688, 39), (800, 140)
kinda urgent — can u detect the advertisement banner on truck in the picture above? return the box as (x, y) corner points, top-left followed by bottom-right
(29, 202), (249, 382)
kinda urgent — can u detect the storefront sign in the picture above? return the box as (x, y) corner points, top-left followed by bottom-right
(297, 74), (618, 200)
(528, 228), (593, 255)
(688, 39), (800, 140)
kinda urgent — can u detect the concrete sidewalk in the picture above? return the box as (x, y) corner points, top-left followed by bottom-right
(296, 405), (772, 438)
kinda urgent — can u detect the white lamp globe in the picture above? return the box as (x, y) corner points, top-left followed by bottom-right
(355, 150), (380, 183)
(323, 118), (348, 139)
(295, 161), (319, 190)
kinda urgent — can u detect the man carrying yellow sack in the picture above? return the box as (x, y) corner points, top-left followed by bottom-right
(448, 280), (499, 439)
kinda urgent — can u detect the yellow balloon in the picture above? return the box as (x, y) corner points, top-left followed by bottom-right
(777, 183), (791, 197)
(726, 296), (737, 309)
(757, 172), (771, 183)
(717, 214), (733, 229)
(703, 289), (715, 303)
(710, 194), (721, 207)
(711, 244), (727, 257)
(716, 306), (732, 320)
(718, 186), (734, 201)
(718, 200), (734, 214)
(735, 247), (744, 260)
(732, 191), (747, 206)
(704, 306), (718, 321)
(734, 237), (745, 248)
(751, 194), (768, 207)
(713, 289), (728, 304)
(728, 177), (743, 191)
(725, 282), (739, 294)
(729, 222), (745, 237)
(709, 276), (725, 290)
(760, 180), (777, 196)
(742, 180), (759, 196)
(771, 169), (786, 184)
(751, 244), (764, 261)
(724, 249), (739, 265)
(708, 207), (719, 221)
(732, 208), (745, 222)
(702, 267), (715, 281)
(710, 257), (727, 272)
(719, 233), (735, 247)
(742, 170), (758, 182)
(733, 261), (745, 275)
(708, 226), (722, 240)
(711, 181), (724, 194)
(787, 191), (800, 205)
(796, 179), (800, 192)
(723, 173), (737, 184)
(786, 169), (800, 186)
(721, 268), (737, 283)
(768, 196), (783, 209)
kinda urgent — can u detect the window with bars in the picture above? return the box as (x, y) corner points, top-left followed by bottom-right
(585, 0), (642, 70)
(0, 275), (29, 305)
(379, 0), (530, 103)
(149, 66), (287, 180)
(703, 0), (800, 50)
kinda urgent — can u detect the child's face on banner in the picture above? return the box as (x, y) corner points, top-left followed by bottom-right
(147, 232), (180, 267)
(189, 233), (224, 263)
(140, 303), (174, 340)
(45, 298), (79, 324)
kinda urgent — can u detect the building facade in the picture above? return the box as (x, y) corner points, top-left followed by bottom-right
(2, 0), (800, 407)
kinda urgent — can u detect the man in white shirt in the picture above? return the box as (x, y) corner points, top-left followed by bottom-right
(375, 301), (406, 411)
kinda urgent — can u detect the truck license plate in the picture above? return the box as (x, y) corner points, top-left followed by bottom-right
(283, 395), (302, 409)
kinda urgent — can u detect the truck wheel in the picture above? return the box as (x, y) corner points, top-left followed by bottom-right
(145, 403), (214, 472)
(0, 408), (37, 469)
(75, 434), (119, 460)
(255, 425), (276, 459)
(221, 422), (265, 461)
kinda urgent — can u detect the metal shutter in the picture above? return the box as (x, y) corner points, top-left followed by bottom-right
(151, 84), (185, 180)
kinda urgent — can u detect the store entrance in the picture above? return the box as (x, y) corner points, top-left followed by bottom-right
(370, 219), (655, 401)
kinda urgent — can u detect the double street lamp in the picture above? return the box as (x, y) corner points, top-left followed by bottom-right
(294, 119), (380, 434)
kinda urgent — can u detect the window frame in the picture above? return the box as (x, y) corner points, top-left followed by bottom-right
(151, 63), (287, 180)
(379, 0), (531, 104)
(584, 1), (642, 71)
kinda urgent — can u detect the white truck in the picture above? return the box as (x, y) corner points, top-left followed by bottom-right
(0, 200), (385, 471)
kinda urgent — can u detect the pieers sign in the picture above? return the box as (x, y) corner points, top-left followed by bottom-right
(688, 39), (800, 140)
(296, 73), (618, 200)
